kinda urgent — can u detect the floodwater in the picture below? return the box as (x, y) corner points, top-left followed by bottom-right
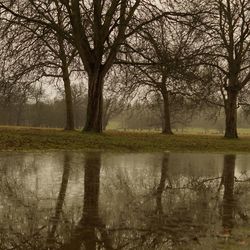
(0, 151), (250, 250)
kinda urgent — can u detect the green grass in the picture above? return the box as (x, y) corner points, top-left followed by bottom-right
(0, 125), (250, 153)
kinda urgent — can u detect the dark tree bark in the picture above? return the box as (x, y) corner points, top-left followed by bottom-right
(222, 154), (236, 232)
(161, 85), (173, 135)
(224, 90), (238, 138)
(83, 72), (104, 133)
(61, 63), (74, 131)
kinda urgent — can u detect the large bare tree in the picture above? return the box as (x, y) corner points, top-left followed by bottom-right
(194, 0), (250, 138)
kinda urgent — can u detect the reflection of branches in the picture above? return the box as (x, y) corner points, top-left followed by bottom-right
(2, 178), (32, 208)
(0, 176), (49, 250)
(235, 177), (250, 183)
(108, 170), (224, 249)
(108, 219), (202, 249)
(1, 225), (46, 250)
(159, 176), (222, 192)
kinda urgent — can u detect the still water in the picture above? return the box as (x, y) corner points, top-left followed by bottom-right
(0, 151), (250, 250)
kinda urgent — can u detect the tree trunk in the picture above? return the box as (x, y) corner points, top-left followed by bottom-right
(161, 88), (173, 135)
(84, 73), (104, 133)
(224, 90), (238, 138)
(57, 30), (75, 131)
(62, 64), (75, 130)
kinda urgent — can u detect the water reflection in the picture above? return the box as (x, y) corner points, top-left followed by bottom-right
(155, 153), (170, 215)
(222, 154), (236, 233)
(0, 152), (250, 249)
(47, 152), (71, 249)
(61, 152), (112, 250)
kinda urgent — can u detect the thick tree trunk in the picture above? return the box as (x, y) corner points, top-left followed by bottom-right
(161, 89), (173, 135)
(62, 64), (75, 130)
(224, 90), (238, 138)
(84, 73), (104, 133)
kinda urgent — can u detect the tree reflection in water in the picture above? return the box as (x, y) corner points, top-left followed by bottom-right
(155, 153), (170, 215)
(0, 152), (250, 250)
(47, 152), (71, 249)
(221, 154), (236, 233)
(61, 152), (112, 250)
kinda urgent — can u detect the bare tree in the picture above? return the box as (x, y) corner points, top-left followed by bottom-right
(122, 13), (202, 134)
(0, 2), (80, 130)
(0, 17), (50, 127)
(193, 0), (250, 138)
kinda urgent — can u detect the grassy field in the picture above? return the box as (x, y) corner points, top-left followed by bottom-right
(0, 125), (250, 153)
